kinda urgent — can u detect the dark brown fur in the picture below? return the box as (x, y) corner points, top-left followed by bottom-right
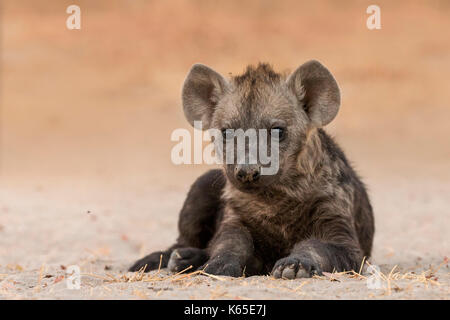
(130, 62), (375, 278)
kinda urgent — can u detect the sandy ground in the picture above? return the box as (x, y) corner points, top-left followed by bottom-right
(1, 1), (449, 299)
(0, 176), (449, 299)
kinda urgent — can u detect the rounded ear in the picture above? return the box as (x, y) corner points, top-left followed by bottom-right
(286, 60), (340, 127)
(182, 64), (229, 130)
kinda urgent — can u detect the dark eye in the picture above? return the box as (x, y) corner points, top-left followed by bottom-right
(271, 127), (286, 141)
(221, 128), (234, 140)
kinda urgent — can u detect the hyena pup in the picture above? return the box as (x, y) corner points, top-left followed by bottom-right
(130, 61), (375, 278)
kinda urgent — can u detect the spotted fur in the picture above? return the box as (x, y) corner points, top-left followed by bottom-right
(130, 62), (374, 279)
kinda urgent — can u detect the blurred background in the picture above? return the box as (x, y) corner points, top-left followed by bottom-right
(2, 0), (450, 185)
(0, 0), (449, 289)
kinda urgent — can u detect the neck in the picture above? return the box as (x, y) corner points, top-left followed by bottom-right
(297, 128), (325, 177)
(271, 128), (329, 199)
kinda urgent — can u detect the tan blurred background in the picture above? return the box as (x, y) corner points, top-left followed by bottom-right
(0, 0), (449, 299)
(2, 0), (450, 186)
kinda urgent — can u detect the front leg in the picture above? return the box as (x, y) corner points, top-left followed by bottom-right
(272, 206), (365, 279)
(202, 215), (254, 277)
(272, 238), (363, 279)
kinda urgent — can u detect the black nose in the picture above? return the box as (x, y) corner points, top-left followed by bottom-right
(235, 165), (261, 183)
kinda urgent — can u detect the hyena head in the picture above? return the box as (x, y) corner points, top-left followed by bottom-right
(182, 61), (340, 193)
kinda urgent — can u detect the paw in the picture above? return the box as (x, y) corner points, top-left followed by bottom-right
(272, 254), (323, 279)
(167, 247), (207, 272)
(129, 251), (168, 272)
(202, 255), (242, 277)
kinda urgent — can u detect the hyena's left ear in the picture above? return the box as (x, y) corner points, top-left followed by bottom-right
(182, 64), (229, 130)
(287, 60), (340, 127)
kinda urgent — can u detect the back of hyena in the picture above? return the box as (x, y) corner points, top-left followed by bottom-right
(130, 60), (375, 279)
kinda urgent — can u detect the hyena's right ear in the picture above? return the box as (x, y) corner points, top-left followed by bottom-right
(182, 64), (229, 130)
(287, 60), (340, 127)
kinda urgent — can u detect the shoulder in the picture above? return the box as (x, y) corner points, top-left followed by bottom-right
(317, 128), (350, 166)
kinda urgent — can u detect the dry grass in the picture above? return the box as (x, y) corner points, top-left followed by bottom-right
(82, 254), (228, 286)
(1, 258), (447, 299)
(312, 258), (448, 296)
(74, 257), (450, 299)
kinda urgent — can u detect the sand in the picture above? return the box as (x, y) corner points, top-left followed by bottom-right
(0, 177), (449, 299)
